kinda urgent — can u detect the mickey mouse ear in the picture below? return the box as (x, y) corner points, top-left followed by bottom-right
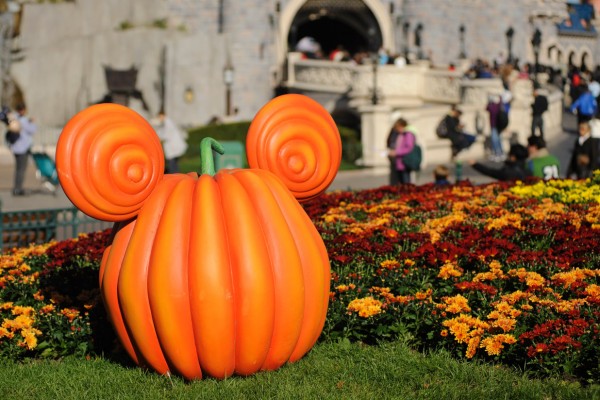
(246, 94), (342, 202)
(56, 104), (165, 221)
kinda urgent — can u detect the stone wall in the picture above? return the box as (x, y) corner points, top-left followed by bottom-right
(4, 0), (596, 133)
(12, 0), (174, 126)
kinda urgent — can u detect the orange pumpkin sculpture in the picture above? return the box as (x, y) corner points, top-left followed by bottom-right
(56, 94), (341, 380)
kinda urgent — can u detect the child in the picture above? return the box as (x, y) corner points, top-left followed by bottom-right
(434, 164), (451, 185)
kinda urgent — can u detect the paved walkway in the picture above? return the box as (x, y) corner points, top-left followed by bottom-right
(0, 112), (578, 212)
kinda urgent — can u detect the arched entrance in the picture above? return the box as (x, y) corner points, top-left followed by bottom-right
(581, 52), (591, 72)
(277, 0), (394, 64)
(288, 0), (382, 57)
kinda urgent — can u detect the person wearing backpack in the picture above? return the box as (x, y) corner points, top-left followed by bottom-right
(388, 118), (417, 184)
(9, 103), (36, 196)
(530, 88), (548, 138)
(437, 106), (475, 160)
(570, 83), (598, 125)
(486, 94), (505, 162)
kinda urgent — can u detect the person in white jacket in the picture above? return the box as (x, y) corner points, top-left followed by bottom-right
(154, 111), (188, 173)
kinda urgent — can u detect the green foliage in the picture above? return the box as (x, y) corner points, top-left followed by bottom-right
(151, 18), (168, 29)
(181, 122), (251, 173)
(0, 342), (597, 400)
(118, 20), (134, 30)
(338, 126), (362, 164)
(180, 121), (363, 173)
(0, 232), (117, 361)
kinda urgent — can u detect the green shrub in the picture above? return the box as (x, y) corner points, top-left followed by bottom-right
(181, 122), (363, 173)
(338, 126), (362, 164)
(181, 122), (251, 173)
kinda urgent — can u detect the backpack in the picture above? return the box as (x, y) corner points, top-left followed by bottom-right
(4, 118), (20, 145)
(435, 118), (448, 138)
(5, 131), (19, 144)
(402, 143), (422, 171)
(496, 109), (509, 132)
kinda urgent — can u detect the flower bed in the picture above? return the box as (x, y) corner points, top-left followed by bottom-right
(1, 177), (599, 383)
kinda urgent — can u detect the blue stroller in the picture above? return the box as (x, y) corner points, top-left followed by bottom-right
(31, 152), (59, 195)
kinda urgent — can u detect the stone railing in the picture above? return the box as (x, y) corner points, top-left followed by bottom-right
(285, 53), (462, 107)
(286, 53), (355, 94)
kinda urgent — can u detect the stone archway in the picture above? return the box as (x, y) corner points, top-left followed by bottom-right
(277, 0), (394, 64)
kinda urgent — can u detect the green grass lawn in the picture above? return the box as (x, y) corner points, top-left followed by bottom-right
(1, 340), (597, 400)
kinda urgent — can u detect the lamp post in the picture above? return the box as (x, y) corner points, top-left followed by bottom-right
(459, 24), (466, 59)
(402, 21), (410, 62)
(414, 23), (423, 59)
(505, 27), (514, 64)
(223, 61), (234, 116)
(531, 28), (542, 84)
(370, 53), (379, 105)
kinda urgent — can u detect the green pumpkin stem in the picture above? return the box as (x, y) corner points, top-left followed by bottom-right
(200, 137), (225, 176)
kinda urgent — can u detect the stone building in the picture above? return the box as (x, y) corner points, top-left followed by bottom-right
(0, 0), (598, 165)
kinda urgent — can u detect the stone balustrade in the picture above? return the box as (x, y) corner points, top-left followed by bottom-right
(285, 53), (564, 169)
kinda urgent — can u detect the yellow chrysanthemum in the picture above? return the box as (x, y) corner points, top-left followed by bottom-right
(347, 297), (383, 318)
(466, 336), (481, 359)
(585, 284), (600, 300)
(421, 212), (467, 243)
(20, 327), (42, 350)
(480, 334), (517, 356)
(552, 268), (599, 289)
(438, 261), (463, 280)
(12, 306), (35, 316)
(336, 284), (356, 293)
(380, 260), (400, 270)
(442, 294), (471, 314)
(2, 314), (34, 330)
(0, 326), (14, 339)
(61, 308), (80, 322)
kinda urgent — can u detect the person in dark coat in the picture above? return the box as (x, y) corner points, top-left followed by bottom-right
(567, 120), (600, 179)
(530, 88), (548, 138)
(386, 119), (403, 185)
(468, 143), (529, 181)
(439, 106), (475, 160)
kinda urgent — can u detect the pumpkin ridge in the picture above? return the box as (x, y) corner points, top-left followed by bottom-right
(216, 172), (275, 376)
(100, 220), (139, 365)
(146, 178), (202, 379)
(188, 174), (236, 379)
(116, 177), (183, 376)
(230, 169), (306, 371)
(252, 169), (330, 362)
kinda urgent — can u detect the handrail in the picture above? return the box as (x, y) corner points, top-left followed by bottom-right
(0, 206), (113, 252)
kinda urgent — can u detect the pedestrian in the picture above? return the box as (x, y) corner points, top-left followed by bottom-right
(570, 83), (598, 125)
(486, 94), (506, 161)
(388, 118), (416, 184)
(436, 106), (475, 160)
(433, 164), (451, 185)
(154, 110), (188, 174)
(8, 104), (36, 196)
(525, 135), (560, 180)
(468, 143), (529, 181)
(567, 120), (600, 179)
(530, 88), (548, 138)
(386, 121), (400, 185)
